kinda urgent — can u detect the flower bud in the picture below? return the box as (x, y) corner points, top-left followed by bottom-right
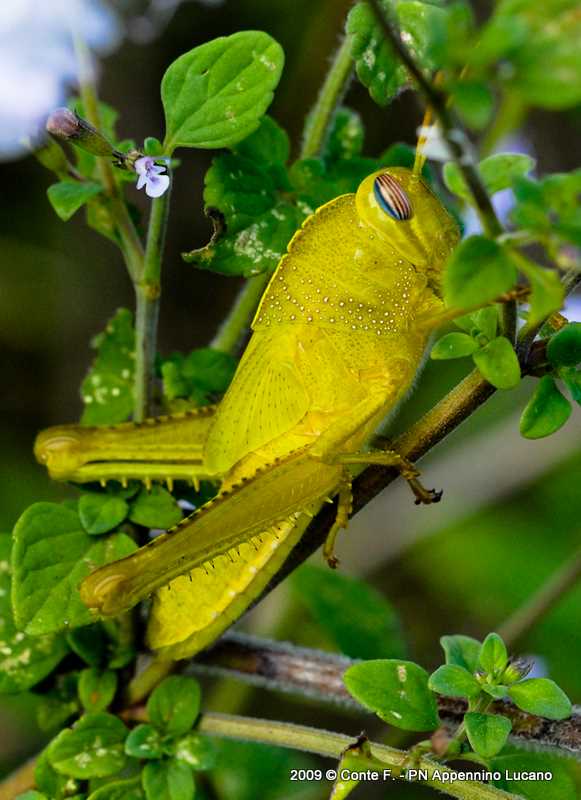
(46, 107), (114, 157)
(502, 656), (533, 685)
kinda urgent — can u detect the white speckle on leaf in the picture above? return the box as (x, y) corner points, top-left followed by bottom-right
(397, 664), (407, 682)
(362, 47), (376, 69)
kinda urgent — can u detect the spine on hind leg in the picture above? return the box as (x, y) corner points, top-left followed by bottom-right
(147, 509), (316, 659)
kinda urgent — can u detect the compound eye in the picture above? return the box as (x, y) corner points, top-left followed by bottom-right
(373, 173), (413, 221)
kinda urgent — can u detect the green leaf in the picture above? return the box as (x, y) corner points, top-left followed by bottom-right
(520, 375), (572, 439)
(173, 733), (217, 770)
(162, 31), (284, 152)
(125, 723), (164, 760)
(473, 336), (521, 390)
(482, 683), (509, 700)
(35, 749), (72, 799)
(562, 368), (581, 406)
(431, 332), (478, 360)
(78, 668), (118, 712)
(347, 1), (445, 106)
(344, 660), (439, 731)
(291, 565), (405, 659)
(36, 673), (79, 733)
(444, 236), (517, 309)
(162, 348), (237, 404)
(12, 503), (136, 635)
(15, 792), (48, 800)
(428, 664), (481, 699)
(464, 712), (511, 758)
(474, 307), (499, 342)
(517, 260), (564, 328)
(440, 634), (481, 672)
(233, 115), (290, 166)
(147, 676), (201, 736)
(496, 2), (581, 110)
(508, 678), (572, 719)
(88, 776), (144, 800)
(142, 760), (195, 800)
(444, 154), (535, 203)
(0, 534), (69, 693)
(478, 633), (508, 675)
(67, 622), (111, 667)
(492, 752), (577, 800)
(128, 486), (182, 529)
(81, 309), (135, 425)
(547, 323), (581, 368)
(47, 712), (128, 778)
(79, 493), (129, 535)
(452, 80), (494, 130)
(47, 181), (103, 221)
(144, 136), (163, 156)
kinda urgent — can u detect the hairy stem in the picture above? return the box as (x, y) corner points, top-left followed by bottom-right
(122, 710), (516, 800)
(210, 273), (270, 356)
(74, 36), (144, 283)
(498, 544), (581, 648)
(301, 35), (354, 159)
(134, 186), (171, 421)
(189, 632), (581, 754)
(365, 0), (514, 340)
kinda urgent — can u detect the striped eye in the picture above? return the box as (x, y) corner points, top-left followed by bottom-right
(373, 173), (413, 221)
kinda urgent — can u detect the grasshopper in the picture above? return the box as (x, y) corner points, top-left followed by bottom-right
(35, 163), (460, 660)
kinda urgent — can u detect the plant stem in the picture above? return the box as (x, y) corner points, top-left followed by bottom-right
(0, 756), (37, 800)
(498, 544), (581, 649)
(301, 35), (354, 159)
(123, 709), (516, 800)
(125, 654), (176, 706)
(134, 186), (171, 421)
(365, 0), (514, 340)
(210, 273), (270, 356)
(74, 35), (144, 283)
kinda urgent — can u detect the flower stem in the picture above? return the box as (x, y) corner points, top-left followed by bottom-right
(301, 35), (354, 159)
(210, 273), (270, 356)
(134, 185), (171, 421)
(74, 35), (144, 283)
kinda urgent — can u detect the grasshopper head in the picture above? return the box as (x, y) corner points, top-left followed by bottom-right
(356, 167), (459, 291)
(34, 426), (87, 480)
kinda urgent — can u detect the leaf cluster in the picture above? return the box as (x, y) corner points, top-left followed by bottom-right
(344, 632), (573, 798)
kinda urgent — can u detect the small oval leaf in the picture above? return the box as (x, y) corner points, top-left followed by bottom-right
(520, 375), (572, 439)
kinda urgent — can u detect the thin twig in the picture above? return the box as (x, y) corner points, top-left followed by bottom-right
(188, 632), (581, 756)
(301, 35), (354, 159)
(498, 545), (581, 649)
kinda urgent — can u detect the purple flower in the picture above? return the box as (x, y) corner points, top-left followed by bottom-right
(135, 156), (170, 198)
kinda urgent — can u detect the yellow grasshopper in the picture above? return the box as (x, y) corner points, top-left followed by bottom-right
(35, 163), (460, 660)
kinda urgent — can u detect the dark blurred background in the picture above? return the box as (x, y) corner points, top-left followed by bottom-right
(1, 0), (580, 795)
